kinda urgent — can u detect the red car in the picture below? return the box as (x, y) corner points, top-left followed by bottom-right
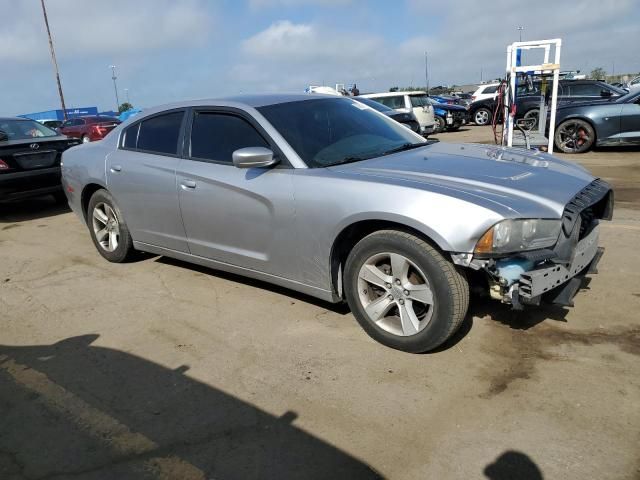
(58, 116), (121, 143)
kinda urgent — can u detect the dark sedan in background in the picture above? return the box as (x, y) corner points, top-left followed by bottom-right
(354, 96), (421, 133)
(552, 89), (640, 153)
(469, 80), (627, 127)
(0, 117), (80, 202)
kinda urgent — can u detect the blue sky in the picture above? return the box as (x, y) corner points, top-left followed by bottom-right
(1, 0), (639, 115)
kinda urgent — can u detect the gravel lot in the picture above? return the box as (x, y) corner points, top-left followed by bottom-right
(1, 126), (639, 479)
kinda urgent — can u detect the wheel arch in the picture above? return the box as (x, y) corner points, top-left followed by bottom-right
(80, 182), (108, 223)
(329, 218), (451, 299)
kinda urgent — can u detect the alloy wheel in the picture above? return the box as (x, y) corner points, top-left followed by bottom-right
(556, 121), (593, 152)
(357, 252), (435, 336)
(475, 109), (490, 125)
(92, 202), (120, 252)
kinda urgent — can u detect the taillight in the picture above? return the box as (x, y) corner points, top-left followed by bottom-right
(0, 159), (10, 170)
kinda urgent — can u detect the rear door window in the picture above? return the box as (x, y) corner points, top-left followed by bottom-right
(567, 84), (602, 96)
(189, 112), (268, 163)
(135, 111), (185, 155)
(482, 86), (498, 94)
(374, 96), (405, 109)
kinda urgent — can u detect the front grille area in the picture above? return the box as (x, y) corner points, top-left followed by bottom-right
(562, 178), (613, 237)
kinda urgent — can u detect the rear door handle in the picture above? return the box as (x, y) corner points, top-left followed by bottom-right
(181, 180), (197, 189)
(110, 165), (122, 172)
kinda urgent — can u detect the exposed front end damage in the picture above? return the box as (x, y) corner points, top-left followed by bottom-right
(453, 179), (614, 309)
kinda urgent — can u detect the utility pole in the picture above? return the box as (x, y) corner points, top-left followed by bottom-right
(40, 0), (67, 120)
(480, 66), (483, 83)
(425, 51), (429, 95)
(516, 26), (524, 42)
(110, 65), (120, 112)
(124, 88), (131, 104)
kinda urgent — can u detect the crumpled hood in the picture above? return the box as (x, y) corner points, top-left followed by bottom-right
(328, 142), (596, 217)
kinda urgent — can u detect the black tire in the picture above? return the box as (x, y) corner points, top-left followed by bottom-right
(87, 189), (137, 263)
(523, 109), (539, 129)
(554, 119), (595, 154)
(434, 116), (446, 133)
(447, 123), (461, 131)
(344, 230), (469, 353)
(473, 107), (492, 126)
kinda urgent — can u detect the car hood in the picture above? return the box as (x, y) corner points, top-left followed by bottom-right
(433, 103), (467, 111)
(328, 142), (596, 217)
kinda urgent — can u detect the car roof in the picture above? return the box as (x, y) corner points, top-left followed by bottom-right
(0, 117), (31, 122)
(361, 91), (426, 98)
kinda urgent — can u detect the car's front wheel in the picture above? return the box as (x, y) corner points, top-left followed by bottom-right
(344, 230), (469, 353)
(87, 189), (136, 262)
(434, 116), (446, 133)
(554, 119), (595, 153)
(473, 107), (492, 126)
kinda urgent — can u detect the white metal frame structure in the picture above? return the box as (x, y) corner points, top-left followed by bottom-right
(503, 39), (562, 153)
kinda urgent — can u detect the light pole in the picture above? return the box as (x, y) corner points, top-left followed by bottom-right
(124, 88), (130, 104)
(40, 0), (67, 120)
(109, 65), (120, 112)
(516, 26), (524, 42)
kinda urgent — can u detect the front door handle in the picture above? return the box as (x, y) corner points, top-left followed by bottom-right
(181, 180), (197, 189)
(110, 165), (122, 172)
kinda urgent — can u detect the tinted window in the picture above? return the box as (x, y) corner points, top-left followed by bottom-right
(123, 123), (139, 149)
(374, 96), (405, 109)
(482, 86), (498, 94)
(258, 98), (423, 168)
(136, 111), (184, 155)
(190, 113), (268, 163)
(568, 84), (602, 96)
(353, 97), (391, 112)
(0, 119), (58, 140)
(409, 95), (430, 107)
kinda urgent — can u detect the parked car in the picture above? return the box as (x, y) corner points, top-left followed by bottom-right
(62, 94), (613, 353)
(550, 89), (640, 153)
(353, 97), (421, 133)
(469, 80), (627, 126)
(0, 117), (81, 202)
(470, 83), (500, 103)
(59, 116), (121, 143)
(426, 97), (469, 133)
(360, 91), (437, 136)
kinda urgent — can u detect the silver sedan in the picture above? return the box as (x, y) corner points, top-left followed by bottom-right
(61, 94), (613, 352)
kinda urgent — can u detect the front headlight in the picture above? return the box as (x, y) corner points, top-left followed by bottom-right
(474, 219), (561, 255)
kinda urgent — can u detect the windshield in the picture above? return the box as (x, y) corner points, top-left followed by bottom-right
(0, 119), (58, 141)
(617, 89), (640, 103)
(258, 98), (425, 168)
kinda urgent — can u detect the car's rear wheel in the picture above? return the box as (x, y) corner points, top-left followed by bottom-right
(473, 107), (492, 126)
(554, 119), (595, 153)
(87, 189), (136, 262)
(344, 230), (469, 353)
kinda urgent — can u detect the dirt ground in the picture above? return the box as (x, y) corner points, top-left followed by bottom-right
(1, 126), (639, 480)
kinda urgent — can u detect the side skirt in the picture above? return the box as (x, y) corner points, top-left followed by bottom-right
(132, 241), (340, 304)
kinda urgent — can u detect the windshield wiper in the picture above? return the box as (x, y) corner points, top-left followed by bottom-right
(381, 142), (428, 156)
(329, 156), (372, 166)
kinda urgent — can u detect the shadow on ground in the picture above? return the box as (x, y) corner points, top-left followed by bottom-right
(0, 195), (70, 224)
(0, 335), (382, 480)
(484, 450), (543, 480)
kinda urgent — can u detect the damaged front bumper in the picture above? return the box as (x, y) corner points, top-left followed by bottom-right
(512, 224), (603, 308)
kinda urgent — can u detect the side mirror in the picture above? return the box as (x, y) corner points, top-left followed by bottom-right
(232, 147), (279, 169)
(600, 90), (612, 97)
(0, 130), (7, 142)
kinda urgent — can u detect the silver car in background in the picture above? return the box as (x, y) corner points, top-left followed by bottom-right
(61, 94), (613, 353)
